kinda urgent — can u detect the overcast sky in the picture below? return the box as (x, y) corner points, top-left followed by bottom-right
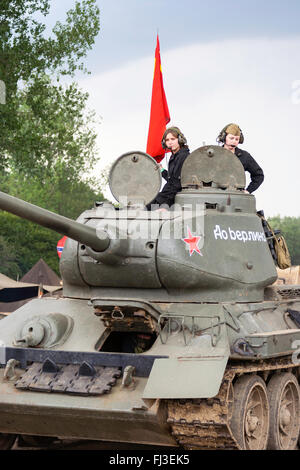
(45, 0), (300, 217)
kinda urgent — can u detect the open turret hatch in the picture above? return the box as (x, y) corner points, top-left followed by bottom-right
(181, 145), (246, 190)
(109, 151), (162, 206)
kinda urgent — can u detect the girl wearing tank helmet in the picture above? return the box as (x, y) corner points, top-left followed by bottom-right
(217, 123), (264, 194)
(147, 126), (190, 209)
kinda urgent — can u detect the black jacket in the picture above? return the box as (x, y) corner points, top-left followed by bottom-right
(234, 147), (264, 193)
(148, 146), (190, 208)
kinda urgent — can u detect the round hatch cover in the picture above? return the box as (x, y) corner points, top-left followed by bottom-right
(109, 151), (162, 205)
(181, 145), (246, 190)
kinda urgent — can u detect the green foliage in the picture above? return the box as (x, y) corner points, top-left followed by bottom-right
(0, 212), (59, 278)
(268, 216), (300, 265)
(0, 0), (100, 86)
(0, 0), (100, 175)
(0, 234), (19, 279)
(0, 0), (103, 279)
(1, 167), (104, 217)
(5, 76), (100, 179)
(0, 171), (104, 278)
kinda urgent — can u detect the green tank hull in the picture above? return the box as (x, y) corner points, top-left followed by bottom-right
(0, 147), (299, 450)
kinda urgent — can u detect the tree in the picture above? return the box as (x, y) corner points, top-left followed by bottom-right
(0, 234), (19, 279)
(0, 0), (100, 85)
(0, 0), (100, 174)
(268, 216), (300, 265)
(3, 76), (100, 196)
(0, 165), (104, 278)
(0, 0), (103, 278)
(0, 212), (59, 277)
(0, 77), (105, 277)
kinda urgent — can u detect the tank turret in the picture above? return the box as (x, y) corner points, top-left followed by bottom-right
(0, 148), (277, 302)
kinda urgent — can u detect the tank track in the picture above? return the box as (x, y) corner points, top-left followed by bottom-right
(166, 356), (299, 450)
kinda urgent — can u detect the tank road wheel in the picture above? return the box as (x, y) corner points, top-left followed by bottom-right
(267, 372), (300, 450)
(230, 375), (269, 450)
(0, 433), (17, 449)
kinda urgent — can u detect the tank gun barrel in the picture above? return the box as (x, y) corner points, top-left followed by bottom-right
(0, 191), (110, 252)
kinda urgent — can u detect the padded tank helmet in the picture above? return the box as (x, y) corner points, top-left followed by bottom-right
(217, 123), (244, 144)
(161, 126), (187, 149)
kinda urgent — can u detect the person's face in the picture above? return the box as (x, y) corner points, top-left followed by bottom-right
(225, 133), (240, 151)
(165, 132), (180, 153)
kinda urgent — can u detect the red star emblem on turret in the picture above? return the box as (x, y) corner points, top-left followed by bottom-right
(182, 226), (203, 256)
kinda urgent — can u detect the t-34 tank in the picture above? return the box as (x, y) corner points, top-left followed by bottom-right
(0, 146), (300, 450)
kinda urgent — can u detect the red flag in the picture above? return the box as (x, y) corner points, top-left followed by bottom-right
(146, 35), (170, 163)
(57, 236), (67, 258)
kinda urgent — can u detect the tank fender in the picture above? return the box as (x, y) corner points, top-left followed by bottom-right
(142, 356), (229, 399)
(143, 305), (230, 399)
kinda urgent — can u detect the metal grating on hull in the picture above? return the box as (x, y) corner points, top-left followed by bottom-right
(277, 286), (300, 299)
(15, 359), (121, 396)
